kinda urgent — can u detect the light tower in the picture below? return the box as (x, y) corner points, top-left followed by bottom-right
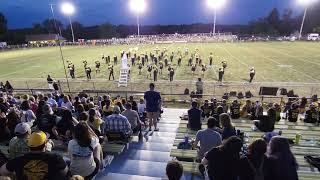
(130, 0), (147, 37)
(297, 0), (315, 40)
(61, 2), (76, 43)
(207, 0), (226, 35)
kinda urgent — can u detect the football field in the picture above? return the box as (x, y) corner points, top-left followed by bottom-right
(0, 42), (320, 96)
(0, 42), (320, 82)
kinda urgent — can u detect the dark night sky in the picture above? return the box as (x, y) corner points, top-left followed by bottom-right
(0, 0), (304, 29)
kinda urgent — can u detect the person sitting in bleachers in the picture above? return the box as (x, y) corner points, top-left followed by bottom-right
(193, 117), (222, 161)
(213, 105), (223, 127)
(122, 103), (143, 136)
(103, 106), (132, 140)
(230, 100), (240, 119)
(20, 100), (36, 124)
(201, 136), (243, 180)
(274, 103), (281, 121)
(304, 103), (319, 124)
(0, 112), (11, 143)
(287, 103), (299, 122)
(210, 98), (218, 116)
(166, 160), (183, 180)
(241, 139), (270, 180)
(267, 136), (298, 180)
(254, 104), (276, 132)
(188, 101), (202, 131)
(36, 104), (59, 139)
(1, 131), (68, 180)
(137, 98), (146, 121)
(200, 100), (211, 118)
(102, 99), (113, 117)
(8, 122), (31, 159)
(221, 99), (228, 113)
(220, 113), (236, 140)
(240, 100), (252, 118)
(88, 108), (104, 135)
(56, 109), (78, 142)
(68, 122), (103, 179)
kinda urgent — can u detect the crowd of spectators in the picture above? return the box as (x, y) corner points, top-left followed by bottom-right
(0, 82), (164, 179)
(179, 96), (320, 179)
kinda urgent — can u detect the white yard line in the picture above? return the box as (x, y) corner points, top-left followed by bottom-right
(217, 44), (267, 81)
(237, 46), (319, 82)
(262, 44), (320, 67)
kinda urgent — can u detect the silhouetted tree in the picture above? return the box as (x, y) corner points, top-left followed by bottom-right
(0, 12), (7, 36)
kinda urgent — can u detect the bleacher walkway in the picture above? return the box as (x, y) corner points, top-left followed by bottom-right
(96, 108), (200, 180)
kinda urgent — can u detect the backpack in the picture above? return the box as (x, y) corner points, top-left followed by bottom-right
(248, 158), (265, 180)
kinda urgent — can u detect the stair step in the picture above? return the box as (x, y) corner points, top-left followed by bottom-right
(104, 173), (161, 180)
(130, 142), (173, 152)
(107, 159), (167, 178)
(126, 149), (172, 162)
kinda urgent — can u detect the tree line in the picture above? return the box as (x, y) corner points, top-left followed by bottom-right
(0, 4), (320, 44)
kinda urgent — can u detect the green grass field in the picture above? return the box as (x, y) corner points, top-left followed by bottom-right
(0, 42), (320, 96)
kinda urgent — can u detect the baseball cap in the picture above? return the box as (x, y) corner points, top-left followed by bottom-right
(27, 131), (47, 148)
(14, 122), (31, 135)
(113, 106), (121, 113)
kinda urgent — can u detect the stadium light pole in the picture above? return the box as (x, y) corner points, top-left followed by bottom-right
(61, 2), (76, 43)
(207, 0), (226, 36)
(130, 0), (146, 37)
(49, 3), (71, 93)
(297, 0), (314, 40)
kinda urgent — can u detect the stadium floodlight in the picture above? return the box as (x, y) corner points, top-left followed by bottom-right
(130, 0), (147, 37)
(297, 0), (315, 40)
(61, 2), (76, 43)
(206, 0), (226, 36)
(207, 0), (225, 9)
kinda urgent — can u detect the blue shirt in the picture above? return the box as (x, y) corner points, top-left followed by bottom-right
(144, 90), (161, 112)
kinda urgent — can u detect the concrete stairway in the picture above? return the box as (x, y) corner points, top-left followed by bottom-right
(96, 108), (201, 180)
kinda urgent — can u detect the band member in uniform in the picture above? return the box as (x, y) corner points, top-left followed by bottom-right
(101, 54), (105, 62)
(201, 64), (207, 76)
(185, 48), (189, 56)
(82, 60), (88, 69)
(105, 55), (109, 64)
(191, 64), (196, 76)
(230, 100), (241, 119)
(154, 57), (158, 66)
(85, 66), (92, 80)
(209, 53), (213, 66)
(222, 61), (227, 70)
(218, 67), (224, 82)
(69, 64), (75, 79)
(113, 55), (118, 65)
(169, 68), (175, 82)
(198, 58), (202, 66)
(159, 61), (164, 74)
(141, 56), (145, 66)
(108, 65), (114, 81)
(188, 57), (193, 66)
(170, 52), (174, 62)
(304, 103), (319, 123)
(195, 53), (199, 64)
(249, 67), (255, 83)
(178, 56), (182, 66)
(138, 62), (143, 75)
(95, 61), (101, 73)
(153, 66), (158, 82)
(131, 56), (136, 66)
(164, 57), (168, 67)
(145, 53), (148, 63)
(147, 64), (153, 79)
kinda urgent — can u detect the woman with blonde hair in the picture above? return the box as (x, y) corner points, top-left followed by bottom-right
(219, 113), (236, 140)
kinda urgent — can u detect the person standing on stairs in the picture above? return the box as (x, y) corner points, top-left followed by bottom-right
(144, 83), (161, 131)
